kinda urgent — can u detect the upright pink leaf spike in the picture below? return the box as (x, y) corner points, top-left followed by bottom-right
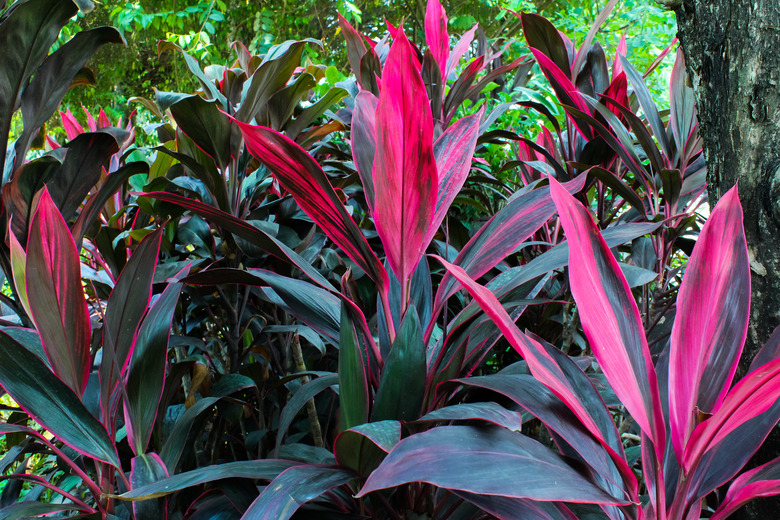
(373, 24), (438, 296)
(425, 0), (450, 81)
(668, 185), (749, 461)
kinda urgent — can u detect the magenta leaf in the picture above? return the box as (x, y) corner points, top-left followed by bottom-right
(425, 0), (449, 81)
(372, 25), (438, 291)
(25, 187), (90, 394)
(446, 24), (477, 78)
(548, 178), (665, 454)
(358, 425), (630, 505)
(710, 457), (780, 520)
(683, 358), (780, 473)
(234, 120), (388, 292)
(668, 185), (749, 460)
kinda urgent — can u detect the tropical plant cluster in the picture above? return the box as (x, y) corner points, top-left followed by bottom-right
(0, 0), (778, 519)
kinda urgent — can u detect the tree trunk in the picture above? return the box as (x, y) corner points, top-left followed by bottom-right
(674, 1), (780, 518)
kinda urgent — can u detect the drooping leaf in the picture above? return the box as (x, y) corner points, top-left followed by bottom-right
(115, 460), (300, 500)
(357, 425), (628, 505)
(14, 26), (124, 160)
(0, 331), (119, 467)
(137, 191), (335, 291)
(0, 0), (78, 173)
(416, 402), (523, 432)
(49, 129), (124, 222)
(668, 185), (749, 460)
(372, 25), (438, 291)
(233, 122), (388, 291)
(241, 465), (357, 520)
(549, 178), (665, 454)
(26, 188), (90, 394)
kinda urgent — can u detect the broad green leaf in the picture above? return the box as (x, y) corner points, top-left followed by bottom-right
(338, 303), (369, 430)
(0, 331), (119, 467)
(373, 306), (426, 422)
(335, 420), (401, 476)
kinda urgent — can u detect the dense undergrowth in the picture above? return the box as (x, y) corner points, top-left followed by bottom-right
(0, 0), (779, 519)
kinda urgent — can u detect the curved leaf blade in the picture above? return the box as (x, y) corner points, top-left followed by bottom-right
(357, 425), (628, 505)
(549, 178), (665, 454)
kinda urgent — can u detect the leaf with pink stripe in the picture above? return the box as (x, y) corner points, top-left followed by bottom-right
(373, 25), (438, 292)
(549, 178), (665, 454)
(668, 185), (749, 461)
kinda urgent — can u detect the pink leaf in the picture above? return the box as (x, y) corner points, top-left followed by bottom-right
(549, 178), (665, 454)
(425, 0), (449, 81)
(26, 188), (91, 394)
(60, 109), (84, 141)
(710, 456), (780, 520)
(234, 120), (388, 292)
(668, 185), (749, 461)
(373, 25), (438, 290)
(683, 358), (780, 473)
(446, 25), (477, 78)
(612, 33), (627, 79)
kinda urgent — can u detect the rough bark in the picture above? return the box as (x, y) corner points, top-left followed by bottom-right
(674, 1), (780, 518)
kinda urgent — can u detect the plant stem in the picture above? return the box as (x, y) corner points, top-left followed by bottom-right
(290, 333), (323, 448)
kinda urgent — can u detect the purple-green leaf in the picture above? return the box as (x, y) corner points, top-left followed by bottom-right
(26, 187), (90, 394)
(357, 425), (629, 505)
(668, 185), (749, 461)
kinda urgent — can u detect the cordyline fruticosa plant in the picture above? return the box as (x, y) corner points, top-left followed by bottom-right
(494, 1), (707, 358)
(391, 181), (780, 520)
(109, 1), (685, 518)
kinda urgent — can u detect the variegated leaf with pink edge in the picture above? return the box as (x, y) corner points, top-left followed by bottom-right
(373, 25), (438, 293)
(668, 185), (749, 461)
(548, 177), (666, 456)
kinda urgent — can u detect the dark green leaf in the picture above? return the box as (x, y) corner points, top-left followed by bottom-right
(373, 307), (426, 422)
(0, 331), (119, 467)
